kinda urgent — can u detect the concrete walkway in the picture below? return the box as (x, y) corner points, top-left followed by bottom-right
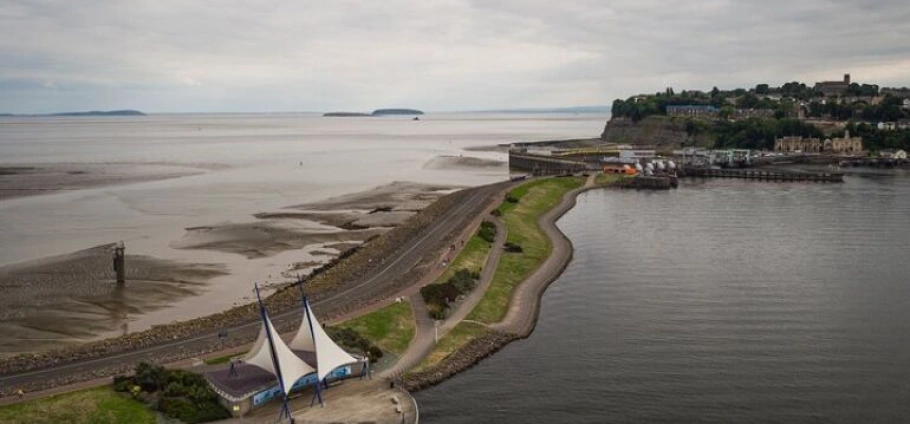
(381, 217), (507, 379)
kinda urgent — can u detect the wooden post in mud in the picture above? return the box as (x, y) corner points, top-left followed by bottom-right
(113, 242), (125, 284)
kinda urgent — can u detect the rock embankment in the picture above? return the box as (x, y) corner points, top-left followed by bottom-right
(400, 331), (517, 392)
(0, 185), (491, 389)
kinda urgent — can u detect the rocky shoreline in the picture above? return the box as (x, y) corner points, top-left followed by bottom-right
(401, 179), (598, 392)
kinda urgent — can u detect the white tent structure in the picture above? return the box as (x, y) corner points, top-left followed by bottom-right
(241, 283), (361, 417)
(289, 295), (359, 382)
(243, 315), (316, 397)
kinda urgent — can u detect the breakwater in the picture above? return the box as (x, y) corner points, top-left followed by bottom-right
(680, 166), (844, 182)
(403, 177), (596, 391)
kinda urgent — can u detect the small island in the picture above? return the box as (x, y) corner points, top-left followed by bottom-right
(371, 108), (423, 116)
(323, 108), (424, 117)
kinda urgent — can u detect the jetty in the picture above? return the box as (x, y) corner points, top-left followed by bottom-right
(680, 167), (844, 183)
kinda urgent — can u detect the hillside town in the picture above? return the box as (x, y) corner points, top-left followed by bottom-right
(606, 74), (910, 159)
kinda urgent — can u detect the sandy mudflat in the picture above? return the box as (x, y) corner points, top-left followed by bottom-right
(422, 155), (506, 170)
(175, 181), (458, 259)
(171, 221), (386, 259)
(0, 244), (227, 357)
(0, 163), (207, 201)
(289, 181), (458, 211)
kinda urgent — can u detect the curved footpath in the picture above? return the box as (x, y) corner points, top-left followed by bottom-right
(492, 174), (594, 335)
(382, 217), (507, 379)
(403, 174), (596, 390)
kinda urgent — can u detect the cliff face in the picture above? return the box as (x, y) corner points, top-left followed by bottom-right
(601, 116), (712, 148)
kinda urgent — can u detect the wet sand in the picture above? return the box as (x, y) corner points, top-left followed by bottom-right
(173, 182), (459, 259)
(0, 163), (206, 201)
(0, 244), (227, 357)
(0, 181), (461, 355)
(423, 155), (506, 170)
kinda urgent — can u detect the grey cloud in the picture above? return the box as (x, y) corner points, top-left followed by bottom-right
(1, 0), (908, 113)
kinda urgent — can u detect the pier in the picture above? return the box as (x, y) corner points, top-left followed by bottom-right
(680, 167), (844, 183)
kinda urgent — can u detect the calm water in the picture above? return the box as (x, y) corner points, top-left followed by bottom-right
(417, 171), (910, 423)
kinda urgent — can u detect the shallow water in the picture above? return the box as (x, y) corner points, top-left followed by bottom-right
(0, 113), (603, 347)
(416, 171), (910, 423)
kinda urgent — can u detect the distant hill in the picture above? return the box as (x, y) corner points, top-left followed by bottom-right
(0, 110), (146, 117)
(371, 108), (423, 116)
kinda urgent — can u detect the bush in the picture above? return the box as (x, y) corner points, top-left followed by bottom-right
(420, 268), (480, 318)
(478, 221), (497, 243)
(504, 242), (523, 253)
(325, 327), (384, 363)
(114, 363), (230, 423)
(490, 208), (502, 217)
(505, 194), (519, 203)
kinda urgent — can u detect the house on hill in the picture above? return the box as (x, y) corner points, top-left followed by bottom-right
(815, 74), (851, 97)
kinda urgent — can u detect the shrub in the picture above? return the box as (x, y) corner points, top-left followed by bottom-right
(490, 208), (502, 217)
(505, 194), (519, 203)
(504, 242), (523, 253)
(326, 327), (384, 363)
(115, 363), (230, 423)
(420, 268), (480, 318)
(478, 220), (497, 243)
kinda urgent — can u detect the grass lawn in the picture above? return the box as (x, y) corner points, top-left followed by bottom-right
(335, 301), (415, 355)
(203, 353), (235, 365)
(435, 231), (493, 283)
(467, 176), (584, 324)
(411, 321), (489, 373)
(0, 386), (155, 424)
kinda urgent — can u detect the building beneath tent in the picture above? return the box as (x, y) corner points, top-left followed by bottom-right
(204, 288), (367, 417)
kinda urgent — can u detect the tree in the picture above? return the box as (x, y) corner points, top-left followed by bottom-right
(755, 84), (770, 95)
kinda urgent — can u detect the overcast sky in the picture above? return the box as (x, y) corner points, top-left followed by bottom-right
(2, 0), (909, 113)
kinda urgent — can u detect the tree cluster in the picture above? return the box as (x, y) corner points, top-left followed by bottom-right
(114, 362), (231, 424)
(806, 95), (908, 122)
(420, 268), (480, 319)
(712, 118), (825, 150)
(844, 121), (910, 152)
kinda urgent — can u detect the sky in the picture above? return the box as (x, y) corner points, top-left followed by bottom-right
(2, 0), (909, 113)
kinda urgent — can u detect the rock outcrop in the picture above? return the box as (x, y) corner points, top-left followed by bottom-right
(601, 116), (712, 148)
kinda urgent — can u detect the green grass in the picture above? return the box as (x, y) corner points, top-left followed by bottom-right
(467, 177), (584, 324)
(0, 386), (155, 424)
(435, 232), (493, 283)
(335, 301), (415, 355)
(412, 321), (489, 372)
(203, 354), (234, 365)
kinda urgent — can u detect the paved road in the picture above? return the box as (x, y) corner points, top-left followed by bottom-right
(0, 181), (510, 394)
